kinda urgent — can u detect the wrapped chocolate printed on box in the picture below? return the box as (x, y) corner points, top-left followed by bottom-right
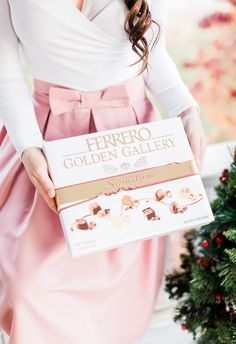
(42, 117), (214, 257)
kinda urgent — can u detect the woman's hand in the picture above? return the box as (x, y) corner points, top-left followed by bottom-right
(21, 147), (58, 214)
(178, 107), (207, 173)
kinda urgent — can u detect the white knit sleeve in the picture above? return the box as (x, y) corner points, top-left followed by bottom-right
(143, 0), (200, 117)
(0, 0), (44, 159)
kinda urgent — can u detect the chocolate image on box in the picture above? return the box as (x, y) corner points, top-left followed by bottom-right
(88, 221), (96, 229)
(121, 195), (138, 210)
(89, 202), (102, 215)
(97, 209), (111, 217)
(170, 202), (179, 214)
(143, 207), (160, 221)
(75, 218), (89, 230)
(72, 218), (97, 231)
(165, 190), (172, 198)
(154, 189), (166, 201)
(170, 202), (187, 214)
(180, 187), (203, 202)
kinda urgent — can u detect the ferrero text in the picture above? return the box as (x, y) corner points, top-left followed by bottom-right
(63, 127), (176, 169)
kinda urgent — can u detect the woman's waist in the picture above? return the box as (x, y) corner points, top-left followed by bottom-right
(32, 72), (147, 108)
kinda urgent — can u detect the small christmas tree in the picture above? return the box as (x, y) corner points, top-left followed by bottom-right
(165, 147), (236, 344)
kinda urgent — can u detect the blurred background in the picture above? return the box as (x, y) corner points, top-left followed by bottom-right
(164, 0), (236, 143)
(1, 0), (236, 343)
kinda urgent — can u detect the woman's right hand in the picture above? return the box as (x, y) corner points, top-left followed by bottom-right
(21, 147), (58, 214)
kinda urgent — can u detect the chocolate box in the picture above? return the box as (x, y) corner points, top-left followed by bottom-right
(42, 117), (214, 257)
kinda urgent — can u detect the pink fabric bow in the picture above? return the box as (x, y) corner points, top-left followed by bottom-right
(48, 84), (131, 116)
(47, 83), (138, 134)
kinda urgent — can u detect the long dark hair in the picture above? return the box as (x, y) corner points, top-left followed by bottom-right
(124, 0), (160, 74)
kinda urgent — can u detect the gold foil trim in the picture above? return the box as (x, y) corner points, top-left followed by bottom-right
(55, 160), (198, 206)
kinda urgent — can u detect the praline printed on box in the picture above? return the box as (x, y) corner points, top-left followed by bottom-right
(75, 218), (89, 230)
(89, 202), (102, 215)
(142, 207), (160, 221)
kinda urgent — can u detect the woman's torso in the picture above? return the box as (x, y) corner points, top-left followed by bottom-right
(9, 0), (151, 90)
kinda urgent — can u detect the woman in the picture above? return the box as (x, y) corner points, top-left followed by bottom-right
(0, 0), (206, 343)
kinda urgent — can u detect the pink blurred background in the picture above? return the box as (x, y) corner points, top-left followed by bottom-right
(164, 0), (236, 143)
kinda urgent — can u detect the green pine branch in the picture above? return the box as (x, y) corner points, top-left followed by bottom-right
(190, 265), (220, 305)
(216, 318), (236, 344)
(224, 248), (236, 264)
(165, 146), (236, 343)
(224, 229), (236, 244)
(218, 256), (236, 294)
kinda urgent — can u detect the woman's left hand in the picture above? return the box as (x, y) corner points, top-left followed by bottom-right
(178, 107), (207, 173)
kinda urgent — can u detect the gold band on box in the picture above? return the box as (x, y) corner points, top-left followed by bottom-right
(55, 160), (198, 207)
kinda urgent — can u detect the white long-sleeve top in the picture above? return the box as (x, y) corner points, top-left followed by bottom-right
(0, 0), (199, 158)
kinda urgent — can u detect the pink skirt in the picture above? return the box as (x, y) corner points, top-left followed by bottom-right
(0, 74), (167, 344)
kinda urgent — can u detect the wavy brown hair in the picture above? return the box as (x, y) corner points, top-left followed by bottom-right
(124, 0), (160, 74)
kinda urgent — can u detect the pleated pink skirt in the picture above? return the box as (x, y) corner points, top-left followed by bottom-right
(0, 74), (167, 344)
